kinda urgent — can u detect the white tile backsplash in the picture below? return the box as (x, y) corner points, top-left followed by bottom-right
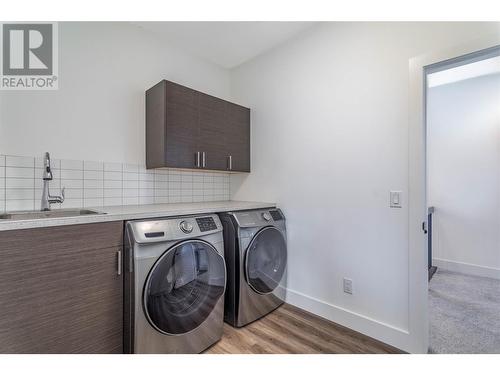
(169, 189), (181, 197)
(104, 188), (123, 198)
(139, 196), (154, 204)
(123, 197), (139, 205)
(60, 169), (84, 180)
(6, 200), (34, 211)
(5, 189), (34, 200)
(84, 198), (104, 208)
(63, 189), (84, 199)
(155, 173), (168, 182)
(123, 188), (139, 197)
(6, 167), (35, 179)
(104, 180), (122, 189)
(7, 178), (35, 189)
(140, 172), (155, 182)
(139, 188), (154, 197)
(0, 154), (230, 212)
(104, 162), (122, 172)
(104, 197), (122, 206)
(61, 179), (83, 189)
(61, 198), (84, 209)
(140, 180), (154, 190)
(84, 179), (104, 189)
(84, 170), (103, 180)
(123, 164), (139, 173)
(123, 172), (139, 181)
(6, 155), (34, 168)
(60, 159), (84, 170)
(155, 196), (169, 204)
(104, 171), (122, 181)
(84, 160), (103, 171)
(123, 180), (139, 189)
(168, 181), (181, 189)
(169, 173), (181, 182)
(84, 189), (104, 199)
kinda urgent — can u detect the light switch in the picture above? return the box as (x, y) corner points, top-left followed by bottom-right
(390, 191), (402, 208)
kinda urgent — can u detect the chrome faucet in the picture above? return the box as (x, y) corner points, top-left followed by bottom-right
(41, 152), (65, 211)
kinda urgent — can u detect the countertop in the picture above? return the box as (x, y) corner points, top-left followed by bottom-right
(0, 200), (275, 231)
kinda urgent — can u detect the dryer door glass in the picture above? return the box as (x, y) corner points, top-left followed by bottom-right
(143, 240), (225, 335)
(245, 227), (287, 294)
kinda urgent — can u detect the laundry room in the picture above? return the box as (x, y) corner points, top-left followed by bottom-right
(1, 1), (500, 375)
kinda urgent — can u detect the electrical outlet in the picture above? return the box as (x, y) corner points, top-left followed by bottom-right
(343, 278), (353, 295)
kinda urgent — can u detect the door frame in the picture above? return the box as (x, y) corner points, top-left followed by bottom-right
(408, 33), (500, 353)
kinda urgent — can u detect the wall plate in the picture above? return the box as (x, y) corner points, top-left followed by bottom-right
(390, 191), (402, 208)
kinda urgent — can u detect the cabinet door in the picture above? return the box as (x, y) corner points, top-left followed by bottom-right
(146, 81), (167, 169)
(0, 222), (124, 353)
(197, 93), (229, 171)
(226, 103), (250, 172)
(165, 81), (199, 169)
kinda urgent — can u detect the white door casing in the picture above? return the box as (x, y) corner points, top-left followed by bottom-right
(408, 32), (500, 353)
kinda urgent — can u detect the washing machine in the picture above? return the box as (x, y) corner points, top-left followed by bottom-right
(218, 208), (287, 327)
(124, 214), (226, 353)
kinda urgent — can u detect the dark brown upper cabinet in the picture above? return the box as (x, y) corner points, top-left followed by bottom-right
(146, 80), (250, 172)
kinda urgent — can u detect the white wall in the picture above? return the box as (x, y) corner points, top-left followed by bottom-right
(428, 73), (500, 279)
(230, 22), (500, 351)
(0, 22), (231, 164)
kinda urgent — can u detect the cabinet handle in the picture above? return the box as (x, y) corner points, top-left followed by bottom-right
(195, 152), (200, 168)
(202, 152), (206, 168)
(117, 250), (122, 275)
(228, 155), (233, 171)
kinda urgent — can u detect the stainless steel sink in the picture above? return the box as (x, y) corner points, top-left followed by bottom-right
(0, 209), (105, 220)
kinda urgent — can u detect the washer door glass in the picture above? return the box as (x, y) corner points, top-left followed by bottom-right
(143, 240), (226, 335)
(245, 227), (287, 294)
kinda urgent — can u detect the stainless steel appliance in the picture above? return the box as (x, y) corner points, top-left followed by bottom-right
(218, 208), (287, 327)
(124, 214), (226, 353)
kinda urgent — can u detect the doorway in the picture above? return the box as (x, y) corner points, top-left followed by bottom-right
(425, 48), (500, 353)
(408, 36), (500, 354)
(408, 33), (500, 353)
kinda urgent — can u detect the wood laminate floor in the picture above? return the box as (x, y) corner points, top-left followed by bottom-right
(205, 304), (402, 354)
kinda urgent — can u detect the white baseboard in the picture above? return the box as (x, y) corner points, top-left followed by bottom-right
(433, 258), (500, 280)
(285, 288), (412, 353)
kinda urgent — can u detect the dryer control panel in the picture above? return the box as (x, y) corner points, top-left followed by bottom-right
(269, 210), (283, 221)
(230, 208), (285, 228)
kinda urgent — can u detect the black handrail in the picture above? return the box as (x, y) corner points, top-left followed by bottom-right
(428, 206), (437, 280)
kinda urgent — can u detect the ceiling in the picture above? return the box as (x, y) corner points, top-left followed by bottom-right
(133, 22), (317, 69)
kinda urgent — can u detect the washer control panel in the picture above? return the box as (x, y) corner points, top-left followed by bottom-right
(196, 216), (218, 232)
(262, 212), (272, 221)
(128, 214), (222, 243)
(179, 220), (194, 233)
